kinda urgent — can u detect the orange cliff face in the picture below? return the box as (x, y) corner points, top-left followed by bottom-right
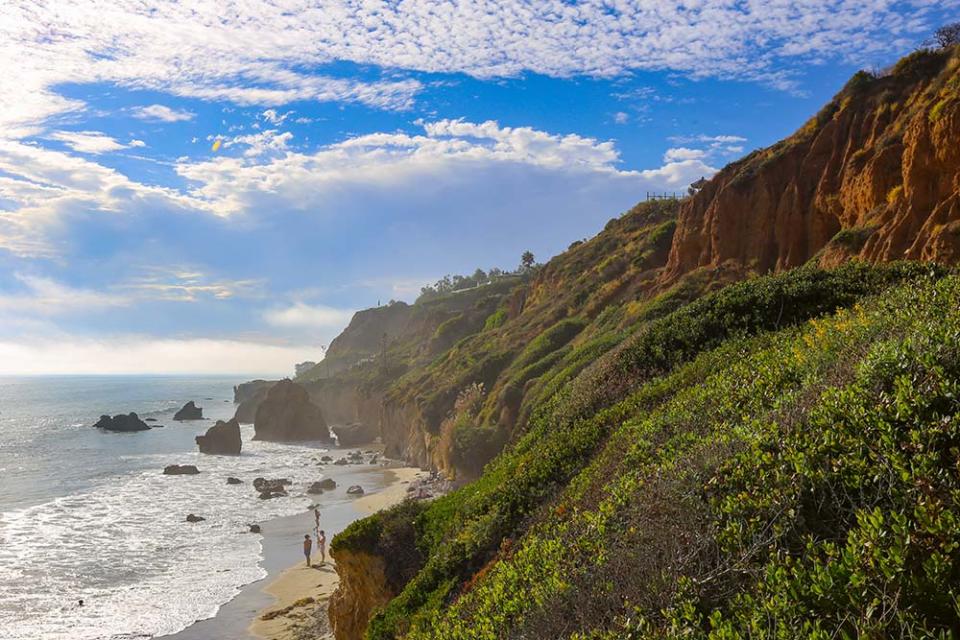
(663, 47), (960, 283)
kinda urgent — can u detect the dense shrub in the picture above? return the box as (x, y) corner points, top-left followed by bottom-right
(341, 263), (941, 640)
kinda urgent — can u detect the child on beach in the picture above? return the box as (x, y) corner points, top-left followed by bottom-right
(302, 534), (312, 567)
(317, 530), (326, 565)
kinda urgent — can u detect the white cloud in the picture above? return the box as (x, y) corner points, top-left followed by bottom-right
(0, 274), (131, 315)
(129, 139), (146, 148)
(175, 118), (716, 217)
(120, 268), (263, 302)
(663, 147), (707, 162)
(613, 112), (629, 124)
(0, 336), (312, 375)
(50, 131), (128, 154)
(261, 109), (291, 125)
(0, 1), (945, 139)
(226, 129), (294, 157)
(131, 104), (196, 123)
(0, 139), (214, 255)
(264, 303), (355, 330)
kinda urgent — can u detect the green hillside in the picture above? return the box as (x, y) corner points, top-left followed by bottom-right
(333, 262), (960, 638)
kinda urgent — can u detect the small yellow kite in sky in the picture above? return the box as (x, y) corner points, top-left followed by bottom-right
(211, 139), (222, 152)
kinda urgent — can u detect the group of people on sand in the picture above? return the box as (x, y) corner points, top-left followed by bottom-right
(303, 507), (326, 567)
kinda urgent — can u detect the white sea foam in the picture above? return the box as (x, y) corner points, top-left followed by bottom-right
(0, 424), (340, 640)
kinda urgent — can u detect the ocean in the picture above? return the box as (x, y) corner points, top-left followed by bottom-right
(0, 375), (365, 640)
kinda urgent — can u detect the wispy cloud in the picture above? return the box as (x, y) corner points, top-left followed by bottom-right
(0, 0), (944, 139)
(0, 274), (131, 315)
(50, 130), (141, 154)
(120, 267), (263, 301)
(131, 104), (195, 123)
(263, 303), (355, 330)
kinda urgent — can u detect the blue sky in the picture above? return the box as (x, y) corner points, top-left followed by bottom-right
(0, 0), (955, 374)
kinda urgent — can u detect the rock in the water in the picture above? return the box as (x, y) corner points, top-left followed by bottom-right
(306, 481), (325, 495)
(346, 485), (365, 495)
(233, 380), (276, 423)
(93, 413), (151, 432)
(334, 457), (348, 466)
(186, 514), (205, 522)
(252, 380), (330, 442)
(318, 478), (337, 490)
(331, 422), (378, 447)
(253, 477), (291, 496)
(195, 418), (242, 455)
(226, 477), (242, 485)
(164, 464), (200, 475)
(145, 418), (157, 422)
(173, 401), (203, 421)
(249, 524), (262, 534)
(320, 455), (333, 462)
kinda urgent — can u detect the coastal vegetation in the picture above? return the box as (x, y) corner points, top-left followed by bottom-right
(311, 41), (960, 640)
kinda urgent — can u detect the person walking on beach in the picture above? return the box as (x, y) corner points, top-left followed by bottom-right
(317, 530), (327, 565)
(303, 533), (312, 567)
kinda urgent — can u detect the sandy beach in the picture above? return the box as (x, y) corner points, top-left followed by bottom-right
(248, 466), (424, 640)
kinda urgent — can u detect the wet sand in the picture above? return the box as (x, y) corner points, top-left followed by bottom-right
(248, 467), (423, 640)
(162, 458), (423, 640)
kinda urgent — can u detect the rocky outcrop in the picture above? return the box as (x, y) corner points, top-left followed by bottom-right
(331, 422), (378, 447)
(234, 380), (275, 423)
(329, 548), (394, 640)
(93, 413), (150, 432)
(173, 401), (203, 421)
(253, 477), (290, 499)
(346, 485), (365, 495)
(195, 418), (242, 455)
(662, 48), (960, 285)
(253, 380), (330, 442)
(163, 464), (199, 475)
(226, 477), (242, 484)
(185, 513), (205, 523)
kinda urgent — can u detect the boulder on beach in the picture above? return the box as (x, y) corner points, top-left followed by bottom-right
(93, 413), (151, 432)
(346, 485), (365, 495)
(331, 422), (378, 447)
(249, 524), (262, 534)
(163, 464), (200, 475)
(253, 380), (330, 442)
(195, 418), (242, 455)
(226, 477), (242, 485)
(173, 401), (203, 421)
(186, 513), (205, 523)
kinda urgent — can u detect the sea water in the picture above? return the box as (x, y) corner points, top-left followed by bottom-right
(0, 375), (357, 640)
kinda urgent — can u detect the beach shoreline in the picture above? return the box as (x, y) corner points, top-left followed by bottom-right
(247, 466), (424, 640)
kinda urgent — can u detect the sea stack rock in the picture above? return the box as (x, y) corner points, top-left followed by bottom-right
(173, 401), (203, 421)
(195, 418), (242, 455)
(331, 422), (378, 447)
(93, 413), (151, 432)
(233, 380), (275, 423)
(253, 380), (331, 442)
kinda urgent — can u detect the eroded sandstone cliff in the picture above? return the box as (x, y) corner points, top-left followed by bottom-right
(664, 47), (960, 283)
